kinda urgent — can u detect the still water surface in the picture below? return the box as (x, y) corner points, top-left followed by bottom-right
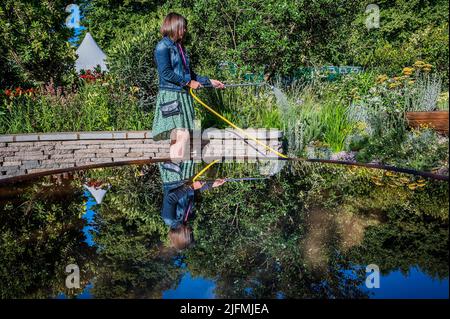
(1, 162), (448, 299)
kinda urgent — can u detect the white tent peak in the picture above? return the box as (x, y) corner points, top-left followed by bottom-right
(83, 184), (111, 204)
(75, 32), (108, 73)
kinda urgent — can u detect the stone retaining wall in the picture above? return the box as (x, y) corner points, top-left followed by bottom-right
(0, 129), (283, 181)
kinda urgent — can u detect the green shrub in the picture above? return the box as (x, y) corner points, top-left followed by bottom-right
(0, 0), (77, 87)
(321, 100), (355, 152)
(106, 14), (162, 110)
(0, 81), (153, 134)
(345, 1), (449, 83)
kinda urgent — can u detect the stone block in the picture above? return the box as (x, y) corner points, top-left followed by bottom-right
(20, 155), (49, 161)
(15, 134), (40, 142)
(39, 132), (78, 141)
(126, 152), (144, 157)
(127, 131), (146, 139)
(0, 135), (14, 143)
(79, 132), (114, 140)
(2, 161), (21, 166)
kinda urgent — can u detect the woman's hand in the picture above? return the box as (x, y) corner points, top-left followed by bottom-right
(192, 181), (204, 190)
(212, 178), (226, 188)
(210, 79), (225, 89)
(187, 80), (202, 89)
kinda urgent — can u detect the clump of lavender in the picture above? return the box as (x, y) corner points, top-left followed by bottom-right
(330, 151), (357, 162)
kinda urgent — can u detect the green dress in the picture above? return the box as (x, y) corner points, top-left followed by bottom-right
(152, 89), (195, 141)
(158, 160), (195, 184)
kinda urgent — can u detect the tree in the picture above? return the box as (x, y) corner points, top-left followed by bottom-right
(344, 0), (449, 81)
(0, 0), (76, 87)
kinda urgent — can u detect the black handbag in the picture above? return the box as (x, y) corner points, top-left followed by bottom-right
(160, 99), (182, 117)
(162, 161), (182, 174)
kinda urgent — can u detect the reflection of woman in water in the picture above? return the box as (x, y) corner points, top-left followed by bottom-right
(152, 12), (224, 160)
(159, 161), (226, 250)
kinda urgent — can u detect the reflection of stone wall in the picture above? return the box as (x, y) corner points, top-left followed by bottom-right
(0, 129), (283, 181)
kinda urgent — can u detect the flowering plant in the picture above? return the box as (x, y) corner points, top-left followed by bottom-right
(79, 66), (105, 83)
(3, 87), (36, 98)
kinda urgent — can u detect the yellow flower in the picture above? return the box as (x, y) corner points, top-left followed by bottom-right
(356, 122), (367, 131)
(400, 177), (410, 184)
(129, 86), (140, 94)
(408, 183), (417, 190)
(376, 74), (388, 84)
(408, 80), (415, 85)
(402, 67), (414, 76)
(389, 83), (399, 89)
(437, 92), (449, 103)
(413, 60), (426, 68)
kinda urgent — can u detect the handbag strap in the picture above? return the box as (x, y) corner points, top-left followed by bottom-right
(177, 43), (188, 71)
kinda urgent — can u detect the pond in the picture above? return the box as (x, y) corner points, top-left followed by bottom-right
(0, 161), (448, 299)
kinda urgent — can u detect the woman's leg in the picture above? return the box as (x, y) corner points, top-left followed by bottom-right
(169, 129), (190, 161)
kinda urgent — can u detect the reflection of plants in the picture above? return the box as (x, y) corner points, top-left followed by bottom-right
(0, 178), (94, 298)
(86, 165), (181, 298)
(346, 207), (449, 280)
(185, 166), (367, 298)
(184, 161), (448, 298)
(1, 162), (447, 298)
(392, 128), (448, 171)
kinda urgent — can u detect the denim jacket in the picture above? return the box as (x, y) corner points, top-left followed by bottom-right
(154, 36), (211, 92)
(161, 180), (213, 229)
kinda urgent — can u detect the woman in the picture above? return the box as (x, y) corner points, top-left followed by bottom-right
(153, 12), (225, 161)
(159, 160), (226, 250)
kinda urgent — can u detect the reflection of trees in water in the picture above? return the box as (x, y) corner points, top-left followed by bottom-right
(184, 167), (368, 298)
(0, 177), (94, 298)
(183, 163), (449, 298)
(345, 209), (449, 280)
(69, 163), (450, 298)
(0, 162), (447, 299)
(325, 169), (449, 281)
(88, 165), (182, 298)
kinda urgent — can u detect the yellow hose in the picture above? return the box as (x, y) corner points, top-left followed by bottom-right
(189, 87), (289, 159)
(192, 159), (219, 182)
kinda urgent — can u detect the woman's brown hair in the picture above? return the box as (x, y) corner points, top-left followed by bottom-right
(160, 12), (187, 42)
(168, 224), (194, 250)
